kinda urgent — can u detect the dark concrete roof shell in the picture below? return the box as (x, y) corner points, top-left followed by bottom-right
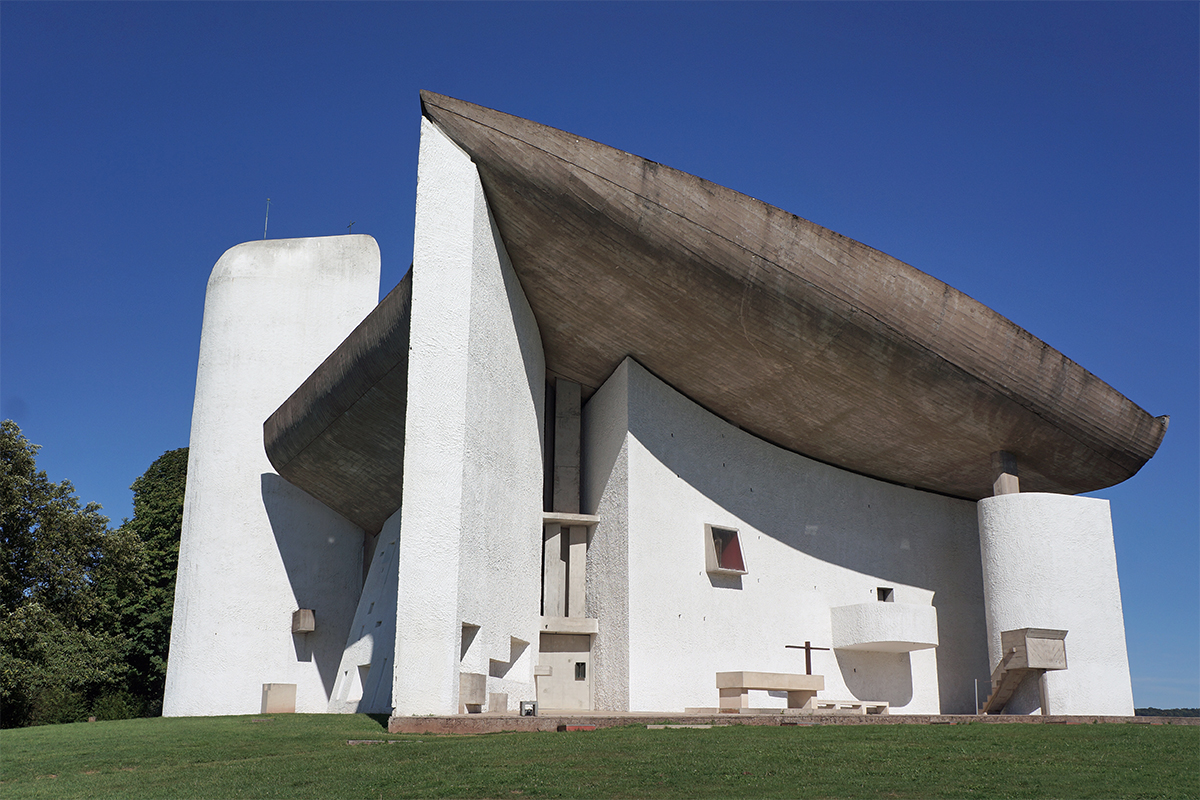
(265, 91), (1167, 532)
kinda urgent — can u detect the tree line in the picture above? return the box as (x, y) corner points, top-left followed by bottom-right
(1, 419), (186, 727)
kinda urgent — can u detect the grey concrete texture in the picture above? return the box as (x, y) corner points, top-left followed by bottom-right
(419, 91), (1166, 501)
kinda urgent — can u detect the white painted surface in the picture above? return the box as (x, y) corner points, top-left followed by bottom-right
(393, 118), (544, 715)
(583, 359), (987, 714)
(830, 602), (939, 652)
(581, 363), (631, 711)
(328, 508), (401, 714)
(978, 493), (1135, 715)
(163, 236), (380, 716)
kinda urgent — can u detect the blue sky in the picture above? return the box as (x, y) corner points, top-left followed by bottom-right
(2, 2), (1196, 708)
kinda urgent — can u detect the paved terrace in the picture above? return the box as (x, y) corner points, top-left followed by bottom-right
(388, 712), (1198, 734)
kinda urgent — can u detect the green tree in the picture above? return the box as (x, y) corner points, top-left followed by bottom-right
(0, 419), (142, 726)
(112, 447), (188, 714)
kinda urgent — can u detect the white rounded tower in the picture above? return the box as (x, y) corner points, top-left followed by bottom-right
(978, 492), (1134, 715)
(163, 235), (380, 716)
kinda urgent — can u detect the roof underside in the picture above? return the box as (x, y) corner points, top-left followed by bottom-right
(265, 92), (1166, 532)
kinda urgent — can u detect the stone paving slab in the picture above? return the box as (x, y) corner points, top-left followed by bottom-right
(387, 712), (1197, 735)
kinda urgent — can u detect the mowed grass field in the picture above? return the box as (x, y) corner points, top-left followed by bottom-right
(1, 714), (1196, 799)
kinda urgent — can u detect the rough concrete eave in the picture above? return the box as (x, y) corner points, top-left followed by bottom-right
(264, 91), (1166, 517)
(263, 273), (414, 533)
(417, 90), (1166, 500)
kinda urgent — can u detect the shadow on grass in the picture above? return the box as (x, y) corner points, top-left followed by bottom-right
(365, 713), (391, 730)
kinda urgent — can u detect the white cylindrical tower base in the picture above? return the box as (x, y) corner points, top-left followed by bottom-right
(978, 492), (1134, 716)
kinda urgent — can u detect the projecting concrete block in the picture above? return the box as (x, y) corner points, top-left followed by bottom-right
(291, 609), (316, 634)
(487, 692), (509, 714)
(459, 672), (486, 713)
(261, 683), (297, 713)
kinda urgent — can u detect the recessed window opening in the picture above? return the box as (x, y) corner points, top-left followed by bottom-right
(575, 662), (587, 681)
(877, 587), (894, 602)
(460, 623), (480, 660)
(705, 524), (747, 574)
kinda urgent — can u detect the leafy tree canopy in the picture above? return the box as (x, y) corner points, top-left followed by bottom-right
(0, 420), (187, 726)
(114, 446), (188, 712)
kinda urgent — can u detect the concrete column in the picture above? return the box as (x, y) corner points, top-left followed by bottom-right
(991, 451), (1019, 496)
(567, 526), (587, 618)
(553, 380), (582, 513)
(543, 523), (566, 617)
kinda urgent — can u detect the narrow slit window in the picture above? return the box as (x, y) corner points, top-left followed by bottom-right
(705, 524), (747, 575)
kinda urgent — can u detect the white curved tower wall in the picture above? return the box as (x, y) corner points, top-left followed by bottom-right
(163, 235), (380, 716)
(978, 492), (1134, 715)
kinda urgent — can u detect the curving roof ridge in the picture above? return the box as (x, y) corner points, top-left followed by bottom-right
(418, 91), (1165, 500)
(266, 92), (1166, 531)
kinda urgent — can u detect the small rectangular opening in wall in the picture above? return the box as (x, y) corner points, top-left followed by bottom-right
(877, 587), (894, 602)
(351, 664), (370, 702)
(705, 524), (747, 574)
(461, 623), (480, 661)
(575, 661), (586, 681)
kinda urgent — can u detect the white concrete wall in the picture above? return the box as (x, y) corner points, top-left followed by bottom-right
(164, 236), (380, 716)
(581, 364), (631, 711)
(393, 118), (545, 716)
(328, 508), (401, 714)
(978, 493), (1134, 715)
(583, 359), (988, 714)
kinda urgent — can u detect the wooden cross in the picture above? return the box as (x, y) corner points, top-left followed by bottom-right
(785, 641), (830, 675)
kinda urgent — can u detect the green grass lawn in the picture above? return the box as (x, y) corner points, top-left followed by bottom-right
(2, 714), (1196, 799)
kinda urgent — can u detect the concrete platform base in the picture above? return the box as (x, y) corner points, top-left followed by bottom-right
(387, 712), (1196, 734)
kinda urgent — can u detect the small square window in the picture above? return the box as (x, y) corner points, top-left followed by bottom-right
(705, 524), (747, 575)
(877, 587), (894, 602)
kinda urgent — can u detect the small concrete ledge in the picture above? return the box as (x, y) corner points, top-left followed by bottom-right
(539, 616), (599, 634)
(542, 512), (601, 527)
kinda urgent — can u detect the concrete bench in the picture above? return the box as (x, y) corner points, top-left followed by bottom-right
(802, 697), (889, 715)
(716, 671), (824, 713)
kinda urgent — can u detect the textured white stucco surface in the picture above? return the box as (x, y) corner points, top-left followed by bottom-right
(328, 508), (401, 714)
(978, 493), (1134, 715)
(393, 118), (544, 716)
(584, 359), (988, 714)
(582, 364), (632, 711)
(163, 236), (380, 716)
(830, 602), (939, 652)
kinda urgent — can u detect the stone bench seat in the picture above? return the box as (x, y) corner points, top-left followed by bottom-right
(802, 698), (889, 715)
(716, 671), (824, 713)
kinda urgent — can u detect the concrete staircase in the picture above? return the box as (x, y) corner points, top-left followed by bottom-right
(979, 628), (1068, 715)
(980, 648), (1036, 713)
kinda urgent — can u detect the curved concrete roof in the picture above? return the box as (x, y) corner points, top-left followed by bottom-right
(266, 92), (1166, 531)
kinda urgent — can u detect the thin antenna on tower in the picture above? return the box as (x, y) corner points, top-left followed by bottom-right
(263, 198), (271, 239)
(348, 221), (355, 234)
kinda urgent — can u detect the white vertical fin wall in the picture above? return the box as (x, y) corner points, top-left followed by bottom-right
(581, 363), (632, 711)
(394, 118), (544, 716)
(328, 507), (402, 714)
(978, 493), (1135, 715)
(583, 359), (988, 714)
(163, 236), (380, 716)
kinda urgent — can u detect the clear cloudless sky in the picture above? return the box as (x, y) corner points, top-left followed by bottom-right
(2, 2), (1196, 709)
